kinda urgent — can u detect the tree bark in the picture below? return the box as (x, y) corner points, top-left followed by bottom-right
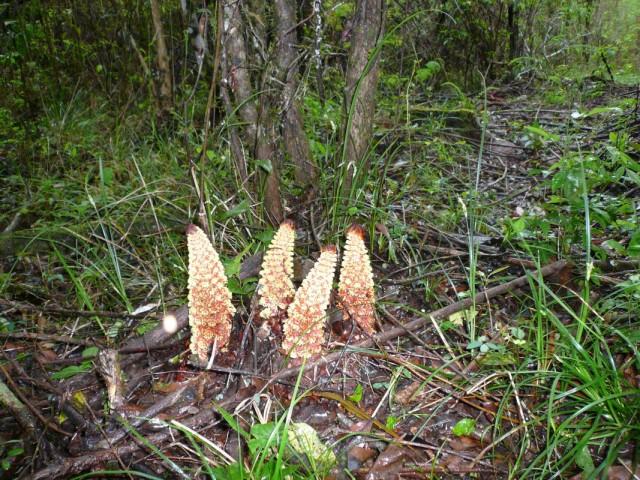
(274, 0), (317, 188)
(342, 0), (385, 196)
(222, 0), (283, 224)
(150, 0), (173, 117)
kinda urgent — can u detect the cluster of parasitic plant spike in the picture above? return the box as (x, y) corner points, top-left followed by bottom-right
(186, 221), (376, 362)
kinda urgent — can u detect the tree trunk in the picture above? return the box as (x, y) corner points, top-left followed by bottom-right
(222, 0), (283, 224)
(150, 0), (173, 117)
(274, 0), (317, 188)
(508, 1), (520, 60)
(342, 0), (385, 197)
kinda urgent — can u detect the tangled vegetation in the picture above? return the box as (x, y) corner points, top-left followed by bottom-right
(0, 0), (639, 478)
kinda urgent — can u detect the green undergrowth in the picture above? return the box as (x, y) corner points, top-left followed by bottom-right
(1, 63), (639, 479)
(0, 95), (264, 341)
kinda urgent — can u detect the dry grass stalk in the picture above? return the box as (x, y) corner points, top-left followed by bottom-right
(257, 220), (296, 320)
(337, 224), (376, 334)
(186, 224), (235, 362)
(282, 245), (338, 359)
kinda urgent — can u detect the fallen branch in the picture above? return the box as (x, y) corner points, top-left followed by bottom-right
(0, 363), (72, 437)
(118, 305), (189, 354)
(0, 374), (38, 440)
(269, 259), (569, 385)
(0, 331), (103, 347)
(93, 374), (202, 450)
(0, 299), (156, 319)
(31, 386), (239, 480)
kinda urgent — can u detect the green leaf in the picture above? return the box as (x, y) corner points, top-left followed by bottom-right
(584, 106), (622, 117)
(452, 418), (476, 437)
(385, 416), (398, 430)
(510, 217), (527, 235)
(211, 463), (245, 480)
(51, 362), (93, 380)
(223, 200), (249, 219)
(0, 316), (15, 333)
(227, 277), (255, 296)
(7, 447), (23, 457)
(603, 239), (626, 255)
(333, 3), (354, 18)
(628, 230), (640, 257)
(625, 169), (640, 186)
(255, 229), (275, 244)
(223, 258), (242, 278)
(256, 159), (272, 173)
(416, 61), (441, 82)
(214, 403), (251, 441)
(439, 320), (457, 331)
(107, 320), (123, 338)
(510, 327), (526, 340)
(347, 384), (363, 403)
(575, 445), (595, 475)
(524, 125), (560, 142)
(466, 340), (483, 350)
(81, 346), (99, 358)
(101, 166), (113, 186)
(479, 351), (517, 366)
(248, 422), (278, 454)
(288, 423), (337, 472)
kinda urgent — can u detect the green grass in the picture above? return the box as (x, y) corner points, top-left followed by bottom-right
(518, 277), (640, 479)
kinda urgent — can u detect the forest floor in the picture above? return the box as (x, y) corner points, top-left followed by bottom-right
(1, 79), (639, 479)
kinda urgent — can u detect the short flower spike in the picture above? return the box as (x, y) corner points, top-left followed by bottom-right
(258, 220), (296, 320)
(186, 224), (235, 362)
(338, 224), (376, 334)
(282, 245), (338, 359)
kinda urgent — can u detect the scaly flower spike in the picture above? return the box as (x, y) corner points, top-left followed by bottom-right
(282, 245), (338, 359)
(337, 224), (376, 334)
(257, 220), (296, 320)
(186, 224), (235, 362)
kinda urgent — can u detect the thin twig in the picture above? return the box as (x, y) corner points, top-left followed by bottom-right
(0, 331), (102, 347)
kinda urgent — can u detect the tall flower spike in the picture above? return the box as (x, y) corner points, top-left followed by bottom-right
(186, 224), (235, 362)
(338, 224), (376, 334)
(258, 220), (296, 320)
(282, 245), (338, 359)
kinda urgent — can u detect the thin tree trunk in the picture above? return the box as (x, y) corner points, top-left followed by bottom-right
(212, 2), (248, 182)
(274, 0), (317, 188)
(342, 0), (385, 196)
(222, 0), (283, 224)
(150, 0), (173, 116)
(508, 0), (520, 60)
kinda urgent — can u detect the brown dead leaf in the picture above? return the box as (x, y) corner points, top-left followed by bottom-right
(348, 445), (377, 464)
(441, 455), (475, 474)
(622, 358), (639, 389)
(36, 347), (58, 363)
(365, 444), (407, 480)
(605, 465), (640, 480)
(375, 223), (390, 238)
(448, 435), (481, 451)
(394, 380), (422, 405)
(350, 419), (373, 434)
